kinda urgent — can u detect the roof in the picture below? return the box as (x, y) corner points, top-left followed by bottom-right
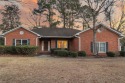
(2, 27), (41, 37)
(32, 28), (80, 38)
(75, 23), (124, 37)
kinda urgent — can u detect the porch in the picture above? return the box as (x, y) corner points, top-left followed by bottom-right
(38, 38), (77, 53)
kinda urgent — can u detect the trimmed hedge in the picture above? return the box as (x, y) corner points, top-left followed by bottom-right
(78, 51), (86, 57)
(120, 51), (125, 57)
(106, 51), (115, 57)
(51, 48), (68, 54)
(15, 46), (38, 55)
(54, 50), (69, 57)
(0, 46), (38, 55)
(69, 52), (78, 58)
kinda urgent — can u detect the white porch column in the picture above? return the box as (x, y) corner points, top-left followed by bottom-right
(4, 37), (6, 45)
(48, 41), (50, 51)
(42, 41), (44, 51)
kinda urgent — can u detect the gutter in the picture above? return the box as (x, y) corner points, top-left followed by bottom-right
(40, 36), (74, 38)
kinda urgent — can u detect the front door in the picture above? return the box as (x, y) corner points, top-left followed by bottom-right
(44, 40), (48, 51)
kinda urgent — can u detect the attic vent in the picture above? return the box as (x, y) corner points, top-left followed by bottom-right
(97, 28), (102, 33)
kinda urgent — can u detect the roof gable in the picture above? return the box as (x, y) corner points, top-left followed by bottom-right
(2, 27), (41, 37)
(75, 24), (124, 37)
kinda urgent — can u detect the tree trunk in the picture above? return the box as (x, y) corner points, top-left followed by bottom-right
(93, 31), (97, 56)
(63, 13), (66, 28)
(48, 8), (51, 28)
(38, 13), (42, 27)
(93, 16), (97, 56)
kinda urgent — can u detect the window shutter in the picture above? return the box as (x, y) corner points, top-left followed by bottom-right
(28, 39), (30, 45)
(13, 39), (15, 46)
(91, 42), (93, 53)
(56, 40), (57, 48)
(106, 42), (108, 52)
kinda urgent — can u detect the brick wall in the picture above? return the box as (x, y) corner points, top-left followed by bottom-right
(51, 40), (56, 48)
(72, 28), (120, 55)
(5, 28), (38, 46)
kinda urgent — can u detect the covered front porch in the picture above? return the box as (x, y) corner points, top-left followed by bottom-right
(38, 38), (76, 53)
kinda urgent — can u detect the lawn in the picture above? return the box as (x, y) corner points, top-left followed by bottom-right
(0, 57), (125, 83)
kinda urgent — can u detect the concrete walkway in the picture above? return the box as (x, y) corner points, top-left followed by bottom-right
(36, 55), (51, 58)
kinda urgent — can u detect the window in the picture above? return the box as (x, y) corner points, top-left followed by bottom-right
(13, 39), (30, 46)
(100, 43), (106, 52)
(57, 40), (68, 48)
(22, 40), (28, 45)
(91, 42), (107, 53)
(16, 40), (21, 46)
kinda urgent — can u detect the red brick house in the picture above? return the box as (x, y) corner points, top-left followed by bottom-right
(1, 24), (124, 55)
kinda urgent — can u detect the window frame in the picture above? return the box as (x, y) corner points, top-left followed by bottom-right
(57, 40), (68, 49)
(14, 39), (29, 46)
(98, 42), (106, 53)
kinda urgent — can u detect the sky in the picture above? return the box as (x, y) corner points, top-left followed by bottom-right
(0, 0), (123, 30)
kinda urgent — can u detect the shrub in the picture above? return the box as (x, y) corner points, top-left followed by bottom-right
(78, 51), (86, 57)
(15, 46), (38, 55)
(106, 51), (115, 57)
(69, 52), (78, 58)
(5, 46), (17, 54)
(120, 51), (125, 57)
(51, 48), (68, 54)
(0, 46), (5, 54)
(54, 50), (69, 57)
(0, 46), (38, 56)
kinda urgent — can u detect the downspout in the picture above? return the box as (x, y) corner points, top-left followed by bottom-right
(118, 37), (124, 51)
(75, 34), (81, 51)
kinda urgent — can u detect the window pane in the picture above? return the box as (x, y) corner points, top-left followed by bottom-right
(100, 43), (106, 52)
(100, 43), (105, 47)
(96, 43), (99, 51)
(16, 40), (21, 46)
(57, 40), (68, 48)
(22, 40), (28, 45)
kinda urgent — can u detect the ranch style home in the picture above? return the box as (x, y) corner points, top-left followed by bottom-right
(1, 24), (124, 55)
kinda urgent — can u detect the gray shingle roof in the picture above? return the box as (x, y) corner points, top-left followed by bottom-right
(32, 28), (80, 38)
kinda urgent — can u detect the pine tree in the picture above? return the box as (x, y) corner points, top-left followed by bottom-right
(1, 4), (21, 32)
(34, 0), (59, 28)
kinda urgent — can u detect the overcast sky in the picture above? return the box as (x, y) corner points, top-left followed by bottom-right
(0, 0), (123, 29)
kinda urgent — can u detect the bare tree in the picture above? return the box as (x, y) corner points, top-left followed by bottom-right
(105, 0), (125, 33)
(79, 0), (115, 56)
(26, 9), (44, 28)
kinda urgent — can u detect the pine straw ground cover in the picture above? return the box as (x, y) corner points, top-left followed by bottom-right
(0, 57), (125, 83)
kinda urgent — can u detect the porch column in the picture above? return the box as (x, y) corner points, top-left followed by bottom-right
(4, 37), (6, 46)
(48, 41), (50, 51)
(42, 41), (44, 51)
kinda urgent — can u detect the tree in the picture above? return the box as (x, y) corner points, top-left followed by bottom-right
(65, 0), (81, 29)
(34, 0), (60, 28)
(105, 0), (125, 33)
(26, 8), (44, 28)
(1, 4), (21, 32)
(78, 5), (94, 30)
(79, 0), (115, 56)
(56, 0), (81, 28)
